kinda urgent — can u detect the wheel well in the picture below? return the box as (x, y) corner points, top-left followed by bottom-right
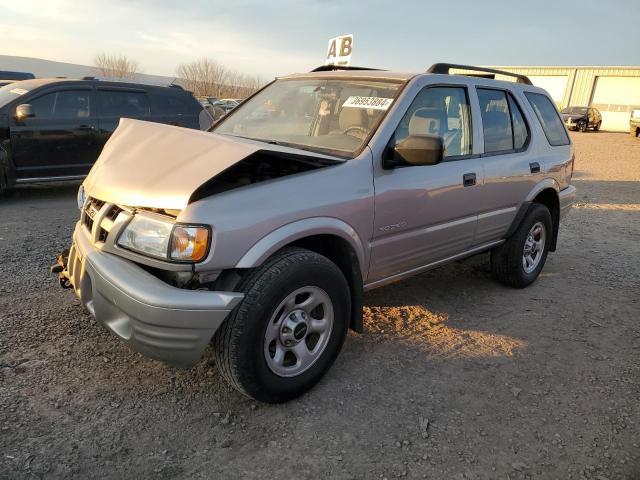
(288, 234), (364, 333)
(532, 188), (560, 252)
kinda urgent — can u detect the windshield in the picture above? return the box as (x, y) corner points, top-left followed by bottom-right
(0, 83), (31, 108)
(561, 107), (588, 115)
(213, 77), (405, 158)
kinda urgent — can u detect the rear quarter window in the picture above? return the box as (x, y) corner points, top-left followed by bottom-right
(524, 92), (570, 146)
(152, 91), (198, 115)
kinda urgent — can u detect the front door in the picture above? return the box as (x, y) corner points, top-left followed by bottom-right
(11, 88), (98, 180)
(369, 85), (483, 285)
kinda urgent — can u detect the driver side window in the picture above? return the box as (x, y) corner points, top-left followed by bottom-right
(394, 86), (472, 158)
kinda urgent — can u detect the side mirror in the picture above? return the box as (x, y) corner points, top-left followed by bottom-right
(15, 104), (35, 120)
(384, 134), (444, 169)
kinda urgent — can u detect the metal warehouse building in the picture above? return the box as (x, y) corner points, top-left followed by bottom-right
(453, 66), (640, 132)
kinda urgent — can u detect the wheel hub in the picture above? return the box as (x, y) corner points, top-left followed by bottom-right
(522, 221), (546, 274)
(263, 286), (334, 378)
(280, 310), (308, 345)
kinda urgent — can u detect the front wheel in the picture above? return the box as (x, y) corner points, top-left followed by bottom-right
(213, 248), (350, 403)
(491, 204), (553, 288)
(579, 121), (587, 132)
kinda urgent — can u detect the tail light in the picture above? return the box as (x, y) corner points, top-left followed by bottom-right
(569, 152), (575, 179)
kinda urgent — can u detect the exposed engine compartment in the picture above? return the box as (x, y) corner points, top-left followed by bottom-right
(189, 149), (340, 203)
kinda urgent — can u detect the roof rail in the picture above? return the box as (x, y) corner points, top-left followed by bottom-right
(310, 65), (383, 72)
(426, 63), (533, 85)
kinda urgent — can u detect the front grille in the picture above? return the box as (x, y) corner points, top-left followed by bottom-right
(82, 197), (126, 244)
(98, 228), (109, 243)
(82, 197), (104, 232)
(106, 205), (123, 221)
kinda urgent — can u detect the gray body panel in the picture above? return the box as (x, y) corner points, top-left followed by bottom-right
(65, 69), (576, 367)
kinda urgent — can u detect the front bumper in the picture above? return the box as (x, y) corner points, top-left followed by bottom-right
(559, 185), (576, 219)
(58, 222), (243, 367)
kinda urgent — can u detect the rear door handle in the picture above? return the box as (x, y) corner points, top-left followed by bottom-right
(529, 162), (540, 174)
(78, 125), (95, 131)
(463, 173), (476, 187)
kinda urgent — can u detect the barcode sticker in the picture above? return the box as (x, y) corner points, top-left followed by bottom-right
(342, 96), (393, 110)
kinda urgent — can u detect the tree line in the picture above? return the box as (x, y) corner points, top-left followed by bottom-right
(94, 53), (265, 99)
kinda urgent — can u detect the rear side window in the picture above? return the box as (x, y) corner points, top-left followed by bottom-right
(508, 95), (528, 150)
(524, 92), (570, 146)
(478, 89), (530, 153)
(477, 89), (513, 153)
(154, 93), (192, 115)
(97, 90), (150, 117)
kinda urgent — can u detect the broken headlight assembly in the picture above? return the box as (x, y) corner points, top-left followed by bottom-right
(117, 214), (211, 262)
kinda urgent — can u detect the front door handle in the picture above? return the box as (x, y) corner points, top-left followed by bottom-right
(463, 173), (476, 187)
(78, 125), (95, 131)
(529, 162), (540, 174)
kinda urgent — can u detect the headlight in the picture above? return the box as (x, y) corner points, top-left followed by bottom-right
(77, 184), (86, 210)
(117, 214), (210, 262)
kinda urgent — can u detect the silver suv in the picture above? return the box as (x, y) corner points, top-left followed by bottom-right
(54, 63), (576, 403)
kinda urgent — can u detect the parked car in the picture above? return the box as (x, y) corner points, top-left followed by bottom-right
(0, 78), (205, 192)
(197, 96), (226, 122)
(54, 63), (576, 403)
(217, 98), (242, 113)
(560, 106), (602, 132)
(630, 109), (640, 138)
(0, 70), (35, 88)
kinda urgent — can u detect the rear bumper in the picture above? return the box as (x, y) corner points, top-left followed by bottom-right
(61, 222), (243, 367)
(559, 185), (576, 219)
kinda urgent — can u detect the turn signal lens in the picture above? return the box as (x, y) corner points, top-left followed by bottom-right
(170, 226), (210, 262)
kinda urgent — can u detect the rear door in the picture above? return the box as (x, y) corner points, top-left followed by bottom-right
(96, 87), (151, 150)
(10, 86), (99, 179)
(369, 84), (484, 284)
(473, 87), (534, 245)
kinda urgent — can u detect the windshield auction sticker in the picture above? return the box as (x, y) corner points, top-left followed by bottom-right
(9, 88), (28, 95)
(342, 96), (393, 110)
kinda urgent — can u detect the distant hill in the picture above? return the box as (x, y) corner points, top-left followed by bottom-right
(0, 54), (176, 86)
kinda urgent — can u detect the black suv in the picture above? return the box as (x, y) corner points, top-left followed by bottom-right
(0, 71), (35, 87)
(560, 106), (602, 132)
(0, 78), (205, 192)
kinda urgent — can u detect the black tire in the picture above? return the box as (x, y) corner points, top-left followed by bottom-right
(490, 204), (553, 288)
(594, 121), (601, 132)
(579, 121), (587, 132)
(213, 247), (350, 403)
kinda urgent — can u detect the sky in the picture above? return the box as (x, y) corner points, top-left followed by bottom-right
(2, 0), (638, 80)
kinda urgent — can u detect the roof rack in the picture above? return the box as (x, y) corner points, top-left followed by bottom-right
(310, 65), (383, 72)
(426, 63), (533, 85)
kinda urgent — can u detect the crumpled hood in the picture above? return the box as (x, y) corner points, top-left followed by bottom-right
(83, 118), (261, 210)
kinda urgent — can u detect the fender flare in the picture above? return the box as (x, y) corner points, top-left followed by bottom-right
(505, 178), (561, 248)
(524, 178), (560, 202)
(235, 217), (368, 278)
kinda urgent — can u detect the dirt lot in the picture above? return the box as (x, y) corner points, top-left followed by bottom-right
(1, 132), (639, 480)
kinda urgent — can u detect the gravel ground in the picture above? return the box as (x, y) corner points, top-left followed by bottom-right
(1, 132), (639, 480)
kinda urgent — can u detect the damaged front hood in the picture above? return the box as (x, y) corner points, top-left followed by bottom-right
(83, 118), (262, 210)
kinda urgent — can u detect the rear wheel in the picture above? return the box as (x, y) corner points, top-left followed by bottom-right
(579, 121), (587, 132)
(594, 121), (601, 132)
(213, 248), (350, 403)
(491, 204), (553, 288)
